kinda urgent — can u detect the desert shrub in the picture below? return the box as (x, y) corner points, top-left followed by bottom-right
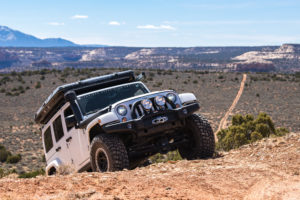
(193, 80), (198, 84)
(0, 76), (12, 84)
(217, 113), (288, 151)
(6, 154), (22, 164)
(250, 76), (258, 81)
(275, 127), (289, 136)
(35, 81), (41, 89)
(153, 81), (162, 87)
(250, 131), (263, 142)
(57, 165), (76, 175)
(18, 169), (45, 178)
(0, 144), (5, 150)
(0, 169), (18, 178)
(39, 155), (45, 163)
(255, 123), (270, 137)
(5, 91), (12, 96)
(0, 149), (12, 162)
(150, 150), (182, 163)
(59, 78), (66, 83)
(254, 112), (275, 133)
(0, 168), (4, 178)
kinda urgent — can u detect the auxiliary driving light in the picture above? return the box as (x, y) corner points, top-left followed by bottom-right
(167, 93), (176, 103)
(154, 96), (166, 106)
(141, 99), (153, 110)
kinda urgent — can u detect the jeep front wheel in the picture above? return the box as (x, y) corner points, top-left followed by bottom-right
(90, 134), (129, 172)
(179, 114), (215, 159)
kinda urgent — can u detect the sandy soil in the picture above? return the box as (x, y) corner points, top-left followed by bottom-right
(0, 133), (299, 200)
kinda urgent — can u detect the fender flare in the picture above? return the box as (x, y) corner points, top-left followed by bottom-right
(46, 158), (62, 175)
(86, 112), (119, 142)
(179, 93), (197, 105)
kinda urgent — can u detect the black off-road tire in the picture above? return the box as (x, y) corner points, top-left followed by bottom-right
(179, 114), (215, 159)
(90, 134), (129, 172)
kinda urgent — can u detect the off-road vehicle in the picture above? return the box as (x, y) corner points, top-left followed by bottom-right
(35, 70), (215, 175)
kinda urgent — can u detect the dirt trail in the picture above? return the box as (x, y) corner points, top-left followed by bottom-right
(0, 132), (299, 200)
(215, 74), (247, 138)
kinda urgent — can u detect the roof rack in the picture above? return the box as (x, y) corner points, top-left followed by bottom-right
(35, 70), (135, 124)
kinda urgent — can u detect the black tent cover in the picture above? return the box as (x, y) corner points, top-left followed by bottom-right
(35, 70), (135, 124)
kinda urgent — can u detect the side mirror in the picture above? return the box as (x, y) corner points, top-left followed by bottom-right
(65, 115), (76, 129)
(136, 72), (146, 81)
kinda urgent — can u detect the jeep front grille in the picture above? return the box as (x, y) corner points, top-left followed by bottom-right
(131, 97), (176, 119)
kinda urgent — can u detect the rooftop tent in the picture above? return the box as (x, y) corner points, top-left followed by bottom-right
(35, 70), (135, 124)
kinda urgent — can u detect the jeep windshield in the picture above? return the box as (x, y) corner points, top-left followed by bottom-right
(77, 82), (149, 115)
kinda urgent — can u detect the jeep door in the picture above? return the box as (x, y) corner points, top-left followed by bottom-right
(51, 111), (71, 165)
(62, 105), (89, 170)
(42, 125), (56, 163)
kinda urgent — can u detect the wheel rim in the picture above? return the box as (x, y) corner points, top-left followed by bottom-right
(95, 148), (109, 172)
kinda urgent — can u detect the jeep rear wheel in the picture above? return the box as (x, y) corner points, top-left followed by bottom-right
(179, 114), (215, 159)
(90, 134), (129, 172)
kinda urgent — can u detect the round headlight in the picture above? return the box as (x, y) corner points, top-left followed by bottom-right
(167, 93), (176, 103)
(141, 99), (153, 110)
(154, 96), (166, 106)
(116, 105), (127, 116)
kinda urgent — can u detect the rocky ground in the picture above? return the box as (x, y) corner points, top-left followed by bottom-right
(1, 132), (299, 200)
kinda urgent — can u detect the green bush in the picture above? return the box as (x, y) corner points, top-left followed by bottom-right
(0, 168), (4, 178)
(6, 154), (22, 164)
(217, 113), (289, 151)
(35, 81), (41, 89)
(0, 149), (11, 162)
(150, 150), (182, 163)
(0, 169), (18, 178)
(251, 131), (263, 142)
(275, 127), (289, 136)
(18, 169), (45, 178)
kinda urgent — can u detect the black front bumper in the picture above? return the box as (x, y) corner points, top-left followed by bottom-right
(102, 102), (199, 137)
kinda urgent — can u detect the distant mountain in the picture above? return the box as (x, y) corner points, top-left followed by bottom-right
(0, 25), (78, 47)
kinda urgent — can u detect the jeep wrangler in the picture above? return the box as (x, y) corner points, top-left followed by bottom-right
(35, 70), (215, 175)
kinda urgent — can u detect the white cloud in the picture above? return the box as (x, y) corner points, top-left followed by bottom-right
(71, 15), (88, 19)
(109, 21), (121, 26)
(137, 24), (175, 30)
(48, 22), (64, 26)
(164, 20), (300, 25)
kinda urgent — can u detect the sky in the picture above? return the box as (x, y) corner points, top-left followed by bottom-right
(0, 0), (300, 47)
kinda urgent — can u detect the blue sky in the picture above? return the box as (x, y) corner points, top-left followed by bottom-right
(0, 0), (300, 46)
